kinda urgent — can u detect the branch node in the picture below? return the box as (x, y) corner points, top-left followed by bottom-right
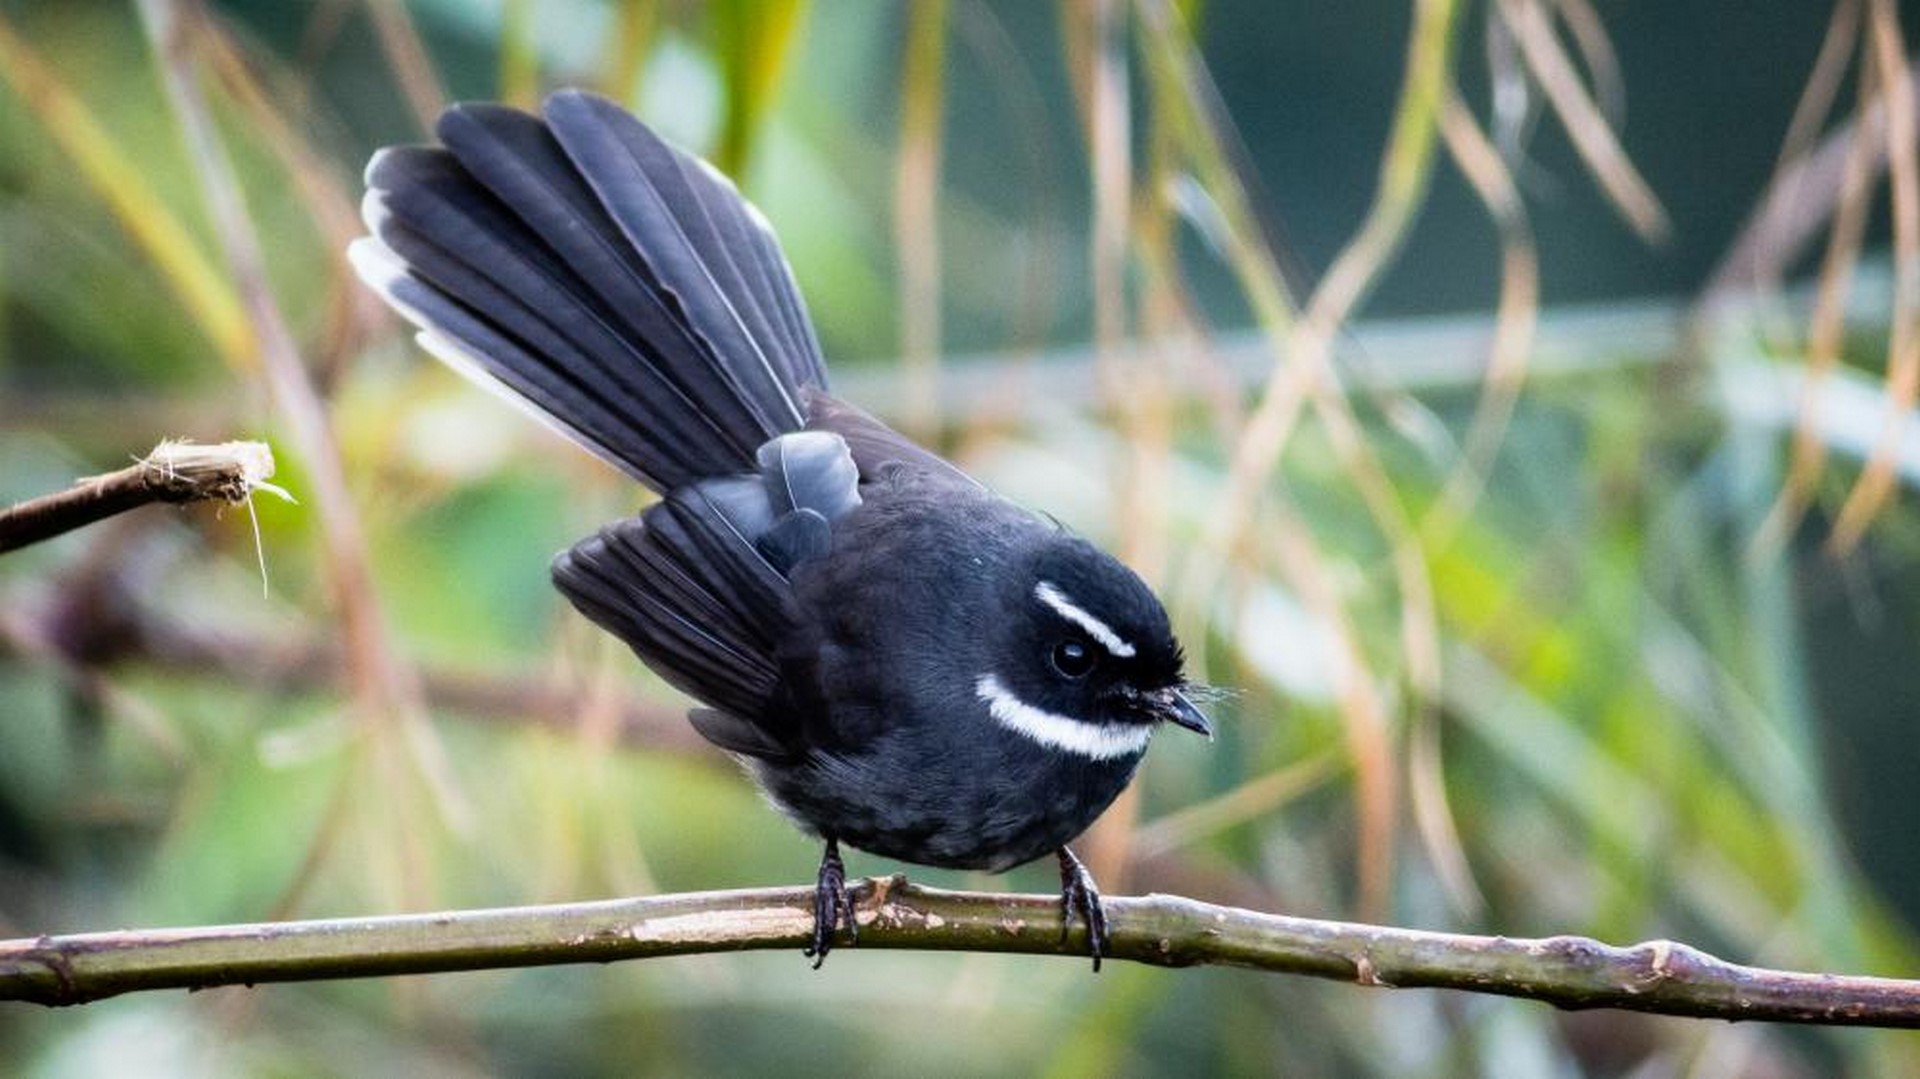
(1634, 938), (1679, 991)
(1353, 951), (1383, 987)
(22, 937), (79, 1006)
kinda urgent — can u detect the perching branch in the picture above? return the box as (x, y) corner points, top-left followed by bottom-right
(0, 439), (282, 554)
(4, 880), (1917, 1025)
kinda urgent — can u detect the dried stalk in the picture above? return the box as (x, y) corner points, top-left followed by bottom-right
(0, 440), (280, 554)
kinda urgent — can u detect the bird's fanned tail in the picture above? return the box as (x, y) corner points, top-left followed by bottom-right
(348, 89), (826, 492)
(351, 90), (855, 745)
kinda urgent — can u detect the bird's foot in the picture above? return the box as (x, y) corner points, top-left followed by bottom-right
(1056, 846), (1109, 972)
(805, 837), (858, 968)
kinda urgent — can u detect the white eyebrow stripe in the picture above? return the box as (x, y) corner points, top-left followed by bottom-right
(975, 674), (1152, 760)
(1034, 581), (1136, 657)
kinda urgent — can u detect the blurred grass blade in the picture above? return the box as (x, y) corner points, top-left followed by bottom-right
(1550, 0), (1624, 128)
(1484, 3), (1536, 163)
(1753, 52), (1879, 558)
(499, 0), (539, 108)
(1150, 0), (1461, 918)
(1072, 0), (1132, 379)
(1703, 0), (1865, 305)
(1768, 0), (1864, 227)
(1416, 87), (1547, 923)
(1408, 696), (1483, 915)
(1071, 0), (1169, 886)
(1446, 645), (1662, 858)
(1271, 505), (1398, 920)
(1497, 0), (1668, 242)
(1133, 10), (1246, 573)
(599, 0), (659, 102)
(1185, 0), (1457, 589)
(1133, 0), (1296, 342)
(363, 0), (444, 133)
(1075, 0), (1177, 576)
(1133, 750), (1341, 859)
(896, 0), (947, 440)
(1424, 91), (1539, 544)
(710, 0), (809, 175)
(199, 18), (383, 385)
(1831, 0), (1920, 553)
(0, 13), (253, 371)
(136, 0), (472, 881)
(1136, 0), (1298, 667)
(958, 1), (1066, 352)
(1138, 138), (1245, 445)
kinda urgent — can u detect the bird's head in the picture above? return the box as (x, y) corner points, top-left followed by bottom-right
(975, 536), (1211, 760)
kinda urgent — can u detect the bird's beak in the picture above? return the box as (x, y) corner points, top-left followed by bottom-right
(1158, 689), (1213, 740)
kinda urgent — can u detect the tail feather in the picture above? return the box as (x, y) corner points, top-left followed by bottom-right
(542, 91), (821, 406)
(352, 90), (827, 492)
(359, 147), (732, 482)
(557, 520), (778, 720)
(541, 92), (811, 439)
(676, 145), (823, 390)
(552, 479), (809, 731)
(349, 224), (693, 487)
(433, 104), (773, 461)
(548, 430), (862, 743)
(659, 482), (794, 647)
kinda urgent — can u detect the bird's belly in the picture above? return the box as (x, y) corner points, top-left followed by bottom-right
(753, 743), (1142, 873)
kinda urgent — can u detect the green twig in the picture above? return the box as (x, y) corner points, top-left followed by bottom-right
(3, 880), (1917, 1026)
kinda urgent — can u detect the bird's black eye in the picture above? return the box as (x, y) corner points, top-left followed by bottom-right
(1049, 640), (1097, 679)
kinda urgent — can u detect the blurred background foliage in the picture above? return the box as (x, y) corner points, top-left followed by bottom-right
(3, 0), (1920, 1075)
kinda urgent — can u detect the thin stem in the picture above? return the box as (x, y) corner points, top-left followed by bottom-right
(895, 0), (948, 440)
(137, 0), (472, 850)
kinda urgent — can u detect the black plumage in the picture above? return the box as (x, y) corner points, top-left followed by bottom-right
(352, 89), (1210, 968)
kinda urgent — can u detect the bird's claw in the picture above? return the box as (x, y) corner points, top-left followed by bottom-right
(805, 838), (858, 968)
(1056, 846), (1109, 972)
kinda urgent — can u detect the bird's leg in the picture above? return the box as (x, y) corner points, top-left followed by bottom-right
(805, 837), (858, 968)
(1055, 846), (1110, 972)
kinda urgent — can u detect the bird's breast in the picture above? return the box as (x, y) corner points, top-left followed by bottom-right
(755, 717), (1144, 873)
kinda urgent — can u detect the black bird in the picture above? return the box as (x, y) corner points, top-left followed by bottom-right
(350, 90), (1211, 968)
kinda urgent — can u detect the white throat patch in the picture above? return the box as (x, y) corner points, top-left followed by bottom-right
(975, 673), (1152, 760)
(1034, 581), (1136, 657)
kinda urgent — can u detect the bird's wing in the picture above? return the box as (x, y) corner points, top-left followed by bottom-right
(552, 431), (861, 758)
